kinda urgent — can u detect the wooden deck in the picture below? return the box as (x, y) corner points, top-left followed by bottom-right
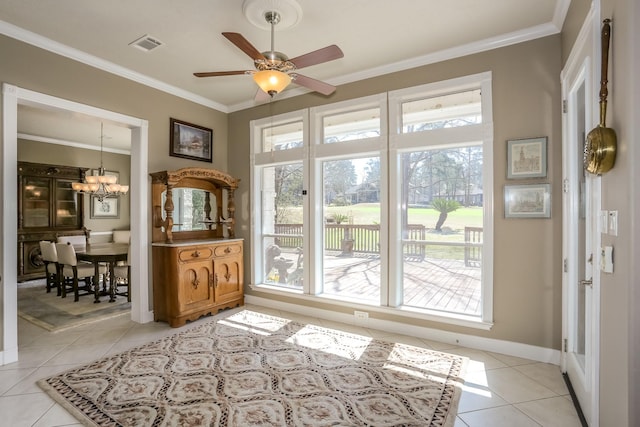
(269, 250), (482, 316)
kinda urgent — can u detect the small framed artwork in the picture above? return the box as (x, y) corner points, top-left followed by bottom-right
(504, 183), (551, 218)
(507, 137), (547, 179)
(170, 118), (213, 163)
(91, 196), (120, 219)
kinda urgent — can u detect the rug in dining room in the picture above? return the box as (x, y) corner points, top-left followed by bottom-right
(18, 280), (130, 332)
(38, 309), (467, 426)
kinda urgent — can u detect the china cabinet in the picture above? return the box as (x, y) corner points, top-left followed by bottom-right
(18, 162), (88, 281)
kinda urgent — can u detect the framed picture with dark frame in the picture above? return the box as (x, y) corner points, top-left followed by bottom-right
(169, 118), (213, 163)
(91, 196), (120, 219)
(504, 183), (551, 218)
(507, 137), (547, 179)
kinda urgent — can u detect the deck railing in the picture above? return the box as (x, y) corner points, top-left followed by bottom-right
(272, 223), (482, 265)
(274, 223), (426, 256)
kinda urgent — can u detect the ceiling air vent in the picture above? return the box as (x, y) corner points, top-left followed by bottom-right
(129, 34), (163, 52)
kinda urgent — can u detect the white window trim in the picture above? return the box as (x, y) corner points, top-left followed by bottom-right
(250, 74), (494, 329)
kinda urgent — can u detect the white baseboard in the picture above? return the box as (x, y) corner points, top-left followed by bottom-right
(246, 295), (561, 365)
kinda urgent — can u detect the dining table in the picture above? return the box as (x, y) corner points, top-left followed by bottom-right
(76, 242), (129, 303)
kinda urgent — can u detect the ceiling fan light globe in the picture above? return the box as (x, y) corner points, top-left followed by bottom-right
(253, 69), (291, 95)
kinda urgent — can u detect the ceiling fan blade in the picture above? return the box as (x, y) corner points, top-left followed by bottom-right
(292, 74), (336, 96)
(193, 70), (249, 77)
(222, 32), (266, 61)
(288, 45), (344, 69)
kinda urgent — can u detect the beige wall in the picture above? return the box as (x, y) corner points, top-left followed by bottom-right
(596, 0), (637, 425)
(561, 0), (591, 64)
(229, 35), (564, 349)
(18, 139), (131, 234)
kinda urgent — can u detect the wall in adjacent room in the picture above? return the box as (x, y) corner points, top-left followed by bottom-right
(18, 139), (131, 235)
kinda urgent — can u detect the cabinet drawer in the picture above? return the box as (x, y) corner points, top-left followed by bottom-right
(214, 243), (242, 257)
(178, 247), (213, 262)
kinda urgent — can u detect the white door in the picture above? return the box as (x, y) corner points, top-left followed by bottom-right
(562, 13), (600, 426)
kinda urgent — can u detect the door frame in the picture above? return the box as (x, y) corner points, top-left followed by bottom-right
(1, 84), (153, 366)
(561, 5), (601, 425)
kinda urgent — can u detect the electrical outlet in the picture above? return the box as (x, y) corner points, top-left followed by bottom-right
(354, 311), (369, 320)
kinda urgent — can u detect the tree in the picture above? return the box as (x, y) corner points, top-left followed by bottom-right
(273, 164), (303, 223)
(431, 198), (461, 231)
(324, 160), (357, 205)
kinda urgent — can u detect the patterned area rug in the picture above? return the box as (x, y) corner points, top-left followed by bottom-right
(38, 310), (466, 426)
(18, 280), (130, 332)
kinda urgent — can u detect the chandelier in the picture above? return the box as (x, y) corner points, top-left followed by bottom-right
(72, 123), (129, 202)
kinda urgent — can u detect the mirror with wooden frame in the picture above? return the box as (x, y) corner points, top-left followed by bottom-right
(150, 167), (239, 243)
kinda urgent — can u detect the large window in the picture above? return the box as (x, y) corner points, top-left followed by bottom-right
(251, 73), (493, 327)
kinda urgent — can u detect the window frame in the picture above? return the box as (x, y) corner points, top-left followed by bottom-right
(388, 72), (494, 324)
(250, 73), (494, 329)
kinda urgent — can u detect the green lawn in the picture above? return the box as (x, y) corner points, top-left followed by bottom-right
(282, 203), (483, 234)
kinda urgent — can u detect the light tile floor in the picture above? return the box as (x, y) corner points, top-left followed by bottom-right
(1, 304), (582, 427)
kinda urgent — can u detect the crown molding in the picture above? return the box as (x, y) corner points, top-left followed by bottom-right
(0, 20), (229, 113)
(2, 10), (565, 115)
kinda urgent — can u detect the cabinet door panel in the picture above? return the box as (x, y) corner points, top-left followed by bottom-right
(179, 262), (213, 313)
(22, 177), (51, 228)
(55, 180), (81, 228)
(214, 256), (242, 303)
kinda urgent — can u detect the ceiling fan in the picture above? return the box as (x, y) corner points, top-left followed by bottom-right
(194, 11), (344, 99)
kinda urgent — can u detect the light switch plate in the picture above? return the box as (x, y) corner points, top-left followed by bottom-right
(608, 211), (618, 236)
(600, 210), (608, 232)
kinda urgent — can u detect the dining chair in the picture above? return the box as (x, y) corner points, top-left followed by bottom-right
(57, 235), (88, 253)
(56, 242), (106, 301)
(39, 241), (60, 295)
(113, 242), (131, 302)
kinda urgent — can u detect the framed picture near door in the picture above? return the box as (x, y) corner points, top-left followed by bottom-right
(507, 137), (547, 179)
(504, 183), (551, 218)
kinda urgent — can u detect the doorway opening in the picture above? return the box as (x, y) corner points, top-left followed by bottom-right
(1, 84), (151, 366)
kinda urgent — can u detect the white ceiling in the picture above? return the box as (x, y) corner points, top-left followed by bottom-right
(1, 0), (568, 151)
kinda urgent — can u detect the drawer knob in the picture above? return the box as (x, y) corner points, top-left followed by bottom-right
(224, 247), (231, 254)
(192, 250), (200, 258)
